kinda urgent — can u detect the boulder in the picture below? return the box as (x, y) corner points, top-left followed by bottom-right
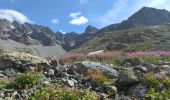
(134, 65), (148, 73)
(118, 68), (138, 86)
(73, 61), (119, 78)
(128, 85), (147, 98)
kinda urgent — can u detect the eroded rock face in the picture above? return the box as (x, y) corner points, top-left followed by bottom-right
(0, 51), (51, 72)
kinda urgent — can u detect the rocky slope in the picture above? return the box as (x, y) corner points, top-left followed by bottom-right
(0, 19), (66, 57)
(0, 50), (169, 99)
(73, 24), (170, 52)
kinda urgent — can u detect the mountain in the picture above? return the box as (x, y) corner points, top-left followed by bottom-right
(85, 25), (98, 33)
(61, 25), (99, 51)
(1, 7), (170, 54)
(62, 32), (80, 51)
(0, 19), (66, 57)
(97, 7), (170, 34)
(72, 7), (170, 52)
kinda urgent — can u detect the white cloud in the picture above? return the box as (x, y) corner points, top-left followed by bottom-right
(94, 0), (170, 27)
(80, 0), (88, 4)
(70, 12), (82, 18)
(69, 12), (88, 25)
(96, 0), (128, 26)
(0, 9), (33, 24)
(51, 19), (59, 24)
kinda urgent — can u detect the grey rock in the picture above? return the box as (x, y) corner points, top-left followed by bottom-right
(74, 61), (119, 78)
(4, 68), (18, 77)
(129, 84), (147, 97)
(42, 81), (50, 86)
(20, 90), (29, 99)
(67, 79), (75, 87)
(0, 91), (4, 98)
(134, 65), (147, 73)
(118, 68), (138, 85)
(106, 86), (117, 96)
(47, 69), (55, 76)
(12, 91), (21, 99)
(160, 65), (170, 72)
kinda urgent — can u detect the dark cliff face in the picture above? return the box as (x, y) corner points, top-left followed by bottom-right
(0, 20), (61, 46)
(61, 25), (99, 51)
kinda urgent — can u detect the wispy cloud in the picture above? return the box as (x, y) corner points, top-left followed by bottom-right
(96, 0), (128, 26)
(70, 12), (82, 18)
(0, 9), (33, 23)
(69, 12), (88, 25)
(51, 19), (59, 24)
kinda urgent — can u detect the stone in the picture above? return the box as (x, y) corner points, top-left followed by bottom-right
(118, 68), (138, 85)
(47, 69), (55, 76)
(42, 81), (50, 86)
(0, 91), (4, 98)
(134, 65), (147, 73)
(129, 85), (147, 98)
(4, 68), (18, 77)
(73, 61), (119, 78)
(160, 65), (170, 72)
(67, 79), (75, 87)
(122, 58), (144, 66)
(12, 91), (21, 99)
(0, 73), (4, 78)
(20, 90), (29, 99)
(106, 86), (117, 96)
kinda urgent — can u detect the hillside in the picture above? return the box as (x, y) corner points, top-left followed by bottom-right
(73, 24), (170, 52)
(72, 7), (170, 52)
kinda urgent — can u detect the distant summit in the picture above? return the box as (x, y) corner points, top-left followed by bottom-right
(85, 25), (98, 33)
(101, 7), (170, 32)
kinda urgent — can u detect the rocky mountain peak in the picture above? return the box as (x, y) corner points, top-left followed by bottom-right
(100, 7), (170, 32)
(0, 18), (11, 32)
(125, 7), (170, 26)
(84, 25), (98, 33)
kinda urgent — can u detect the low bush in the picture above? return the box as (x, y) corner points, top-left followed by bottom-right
(143, 74), (170, 100)
(6, 72), (42, 89)
(31, 86), (98, 100)
(85, 69), (110, 87)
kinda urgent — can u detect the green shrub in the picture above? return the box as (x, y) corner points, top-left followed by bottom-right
(7, 72), (42, 89)
(143, 75), (170, 99)
(31, 86), (98, 100)
(0, 81), (8, 90)
(85, 69), (110, 87)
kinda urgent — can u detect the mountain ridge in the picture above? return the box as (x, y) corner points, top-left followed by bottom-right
(1, 7), (170, 52)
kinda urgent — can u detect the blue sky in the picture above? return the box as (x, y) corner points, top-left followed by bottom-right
(0, 0), (170, 33)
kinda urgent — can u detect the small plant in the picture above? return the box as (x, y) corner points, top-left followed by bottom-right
(143, 73), (170, 99)
(0, 80), (8, 90)
(85, 69), (109, 87)
(31, 86), (98, 100)
(6, 72), (42, 89)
